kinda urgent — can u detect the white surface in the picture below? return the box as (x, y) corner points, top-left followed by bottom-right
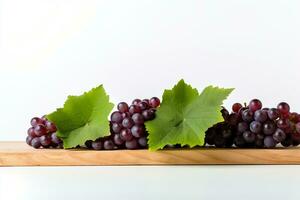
(1, 1), (300, 200)
(0, 165), (300, 200)
(0, 0), (300, 140)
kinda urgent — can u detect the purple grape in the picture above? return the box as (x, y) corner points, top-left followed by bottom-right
(129, 105), (142, 114)
(120, 129), (133, 141)
(250, 121), (262, 133)
(85, 140), (93, 148)
(132, 99), (141, 106)
(237, 122), (248, 133)
(149, 97), (160, 108)
(40, 135), (52, 147)
(277, 119), (290, 129)
(45, 121), (57, 133)
(242, 109), (254, 122)
(31, 137), (41, 149)
(232, 103), (243, 113)
(110, 111), (123, 123)
(34, 125), (47, 137)
(113, 134), (124, 146)
(264, 136), (276, 148)
(142, 99), (150, 105)
(138, 137), (147, 147)
(27, 127), (36, 137)
(267, 108), (279, 120)
(296, 122), (300, 133)
(112, 123), (122, 133)
(26, 136), (33, 146)
(243, 131), (256, 143)
(277, 102), (290, 115)
(263, 121), (276, 135)
(142, 109), (155, 121)
(122, 112), (131, 119)
(125, 139), (138, 149)
(92, 141), (103, 150)
(103, 140), (115, 150)
(117, 102), (129, 113)
(31, 117), (44, 127)
(273, 129), (286, 143)
(131, 125), (145, 138)
(132, 113), (144, 125)
(256, 133), (265, 140)
(249, 99), (262, 112)
(254, 110), (268, 123)
(227, 113), (239, 126)
(138, 102), (148, 111)
(122, 117), (134, 129)
(51, 133), (62, 144)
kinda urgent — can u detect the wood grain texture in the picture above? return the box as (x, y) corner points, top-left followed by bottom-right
(1, 142), (300, 166)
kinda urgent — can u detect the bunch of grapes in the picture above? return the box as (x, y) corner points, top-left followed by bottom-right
(26, 116), (63, 149)
(85, 97), (160, 150)
(205, 99), (300, 148)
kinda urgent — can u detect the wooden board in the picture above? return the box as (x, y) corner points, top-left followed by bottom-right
(1, 142), (300, 166)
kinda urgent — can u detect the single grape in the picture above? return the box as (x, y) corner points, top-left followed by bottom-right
(142, 110), (155, 121)
(205, 128), (217, 145)
(129, 105), (142, 114)
(110, 111), (123, 123)
(142, 99), (150, 105)
(221, 107), (230, 120)
(264, 136), (276, 148)
(254, 110), (268, 123)
(277, 102), (290, 115)
(34, 125), (47, 137)
(232, 103), (242, 113)
(103, 140), (115, 150)
(27, 127), (36, 137)
(125, 139), (139, 149)
(234, 136), (246, 147)
(243, 131), (256, 143)
(227, 113), (239, 126)
(138, 102), (148, 111)
(149, 97), (160, 108)
(117, 102), (129, 113)
(120, 129), (133, 141)
(242, 109), (254, 122)
(51, 133), (62, 145)
(281, 135), (293, 147)
(40, 135), (51, 147)
(132, 113), (144, 125)
(256, 133), (265, 140)
(255, 139), (264, 148)
(277, 119), (290, 129)
(250, 121), (262, 134)
(30, 117), (44, 127)
(222, 129), (232, 139)
(112, 123), (122, 134)
(273, 129), (286, 143)
(249, 99), (262, 112)
(45, 121), (57, 133)
(296, 123), (300, 133)
(237, 122), (248, 133)
(214, 135), (225, 147)
(122, 117), (134, 129)
(138, 137), (147, 147)
(263, 121), (276, 135)
(26, 136), (33, 146)
(92, 141), (103, 150)
(85, 140), (93, 148)
(31, 137), (41, 149)
(132, 99), (142, 106)
(289, 112), (298, 123)
(131, 125), (145, 138)
(267, 108), (279, 120)
(113, 134), (124, 146)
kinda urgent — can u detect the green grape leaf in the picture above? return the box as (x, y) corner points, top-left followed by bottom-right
(47, 85), (114, 149)
(146, 79), (234, 151)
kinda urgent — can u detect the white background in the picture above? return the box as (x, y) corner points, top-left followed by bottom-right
(0, 1), (300, 200)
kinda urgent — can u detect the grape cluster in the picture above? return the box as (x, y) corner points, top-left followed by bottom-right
(26, 116), (63, 149)
(85, 97), (160, 150)
(205, 99), (300, 148)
